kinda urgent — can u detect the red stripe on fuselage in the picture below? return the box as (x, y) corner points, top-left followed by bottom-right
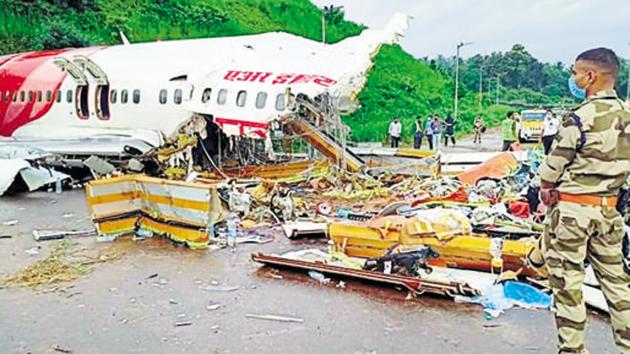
(0, 47), (104, 137)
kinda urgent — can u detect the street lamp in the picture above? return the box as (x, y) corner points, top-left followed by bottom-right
(478, 61), (484, 110)
(495, 74), (503, 105)
(454, 41), (473, 120)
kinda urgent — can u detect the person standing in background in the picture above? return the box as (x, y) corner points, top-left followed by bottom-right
(444, 114), (456, 147)
(425, 115), (434, 150)
(501, 111), (517, 151)
(388, 118), (402, 148)
(432, 115), (441, 151)
(540, 109), (559, 155)
(473, 115), (485, 145)
(412, 116), (423, 149)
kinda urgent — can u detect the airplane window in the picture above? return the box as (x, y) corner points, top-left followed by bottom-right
(133, 89), (140, 104)
(174, 89), (183, 105)
(110, 89), (117, 104)
(201, 88), (212, 103)
(159, 89), (167, 104)
(3, 91), (8, 102)
(37, 91), (42, 102)
(121, 89), (128, 104)
(56, 90), (62, 103)
(255, 92), (267, 109)
(28, 91), (33, 102)
(217, 89), (227, 105)
(13, 92), (17, 102)
(46, 90), (52, 102)
(66, 89), (73, 103)
(275, 93), (286, 111)
(236, 90), (247, 107)
(20, 91), (25, 102)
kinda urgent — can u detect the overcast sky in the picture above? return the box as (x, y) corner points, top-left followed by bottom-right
(312, 0), (630, 64)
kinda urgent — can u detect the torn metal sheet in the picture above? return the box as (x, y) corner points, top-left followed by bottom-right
(0, 159), (30, 195)
(281, 221), (328, 239)
(251, 251), (484, 298)
(85, 175), (223, 248)
(19, 166), (70, 191)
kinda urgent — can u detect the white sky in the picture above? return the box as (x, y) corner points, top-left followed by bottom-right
(312, 0), (630, 64)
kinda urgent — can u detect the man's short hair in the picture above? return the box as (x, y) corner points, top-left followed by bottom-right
(507, 111), (514, 118)
(576, 47), (620, 76)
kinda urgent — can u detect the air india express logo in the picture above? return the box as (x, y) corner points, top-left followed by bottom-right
(223, 70), (337, 87)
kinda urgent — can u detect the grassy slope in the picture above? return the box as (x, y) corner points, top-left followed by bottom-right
(0, 0), (508, 143)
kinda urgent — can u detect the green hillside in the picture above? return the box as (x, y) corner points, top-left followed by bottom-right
(1, 0), (512, 144)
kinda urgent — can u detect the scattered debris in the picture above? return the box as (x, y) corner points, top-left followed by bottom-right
(207, 303), (221, 311)
(245, 313), (304, 323)
(52, 345), (73, 353)
(0, 235), (12, 239)
(307, 270), (330, 284)
(2, 219), (19, 226)
(204, 284), (239, 292)
(2, 240), (121, 288)
(174, 321), (193, 327)
(24, 247), (40, 256)
(32, 229), (96, 241)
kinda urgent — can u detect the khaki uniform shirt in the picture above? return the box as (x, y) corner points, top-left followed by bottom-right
(539, 89), (630, 195)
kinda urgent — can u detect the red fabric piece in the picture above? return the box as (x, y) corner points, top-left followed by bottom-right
(508, 200), (530, 219)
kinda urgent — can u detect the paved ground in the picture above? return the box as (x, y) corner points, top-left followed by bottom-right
(0, 132), (619, 354)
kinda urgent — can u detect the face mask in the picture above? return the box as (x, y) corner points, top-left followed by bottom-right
(568, 76), (586, 100)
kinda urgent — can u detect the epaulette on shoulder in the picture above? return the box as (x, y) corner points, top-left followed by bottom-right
(567, 111), (587, 152)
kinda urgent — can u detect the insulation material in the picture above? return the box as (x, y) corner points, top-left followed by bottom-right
(85, 175), (223, 248)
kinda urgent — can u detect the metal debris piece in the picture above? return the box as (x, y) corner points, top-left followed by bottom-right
(207, 303), (221, 311)
(32, 229), (96, 241)
(173, 321), (193, 327)
(245, 313), (304, 323)
(204, 285), (239, 292)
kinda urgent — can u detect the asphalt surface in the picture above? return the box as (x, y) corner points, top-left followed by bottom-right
(0, 134), (622, 354)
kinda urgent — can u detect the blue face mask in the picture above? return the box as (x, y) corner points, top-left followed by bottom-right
(568, 76), (586, 100)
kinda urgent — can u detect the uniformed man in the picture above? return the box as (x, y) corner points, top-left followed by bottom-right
(537, 47), (630, 353)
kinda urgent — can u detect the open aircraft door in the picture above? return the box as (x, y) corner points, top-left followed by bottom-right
(74, 55), (110, 120)
(53, 58), (89, 120)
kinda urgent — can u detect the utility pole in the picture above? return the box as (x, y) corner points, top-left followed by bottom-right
(454, 41), (473, 120)
(496, 74), (501, 105)
(478, 62), (484, 109)
(321, 10), (326, 44)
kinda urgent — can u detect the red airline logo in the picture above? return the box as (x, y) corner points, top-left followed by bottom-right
(223, 70), (336, 87)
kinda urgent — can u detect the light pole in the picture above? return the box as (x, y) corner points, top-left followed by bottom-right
(478, 62), (484, 110)
(321, 11), (326, 44)
(495, 74), (504, 105)
(454, 41), (473, 120)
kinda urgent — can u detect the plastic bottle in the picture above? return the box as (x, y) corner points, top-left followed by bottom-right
(55, 176), (62, 194)
(226, 215), (238, 247)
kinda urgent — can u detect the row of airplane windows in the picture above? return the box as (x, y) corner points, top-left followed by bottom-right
(196, 88), (286, 111)
(0, 89), (142, 105)
(1, 88), (287, 111)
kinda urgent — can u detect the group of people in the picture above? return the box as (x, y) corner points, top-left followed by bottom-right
(388, 114), (467, 150)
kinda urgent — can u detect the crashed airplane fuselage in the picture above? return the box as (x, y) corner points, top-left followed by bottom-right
(0, 14), (408, 162)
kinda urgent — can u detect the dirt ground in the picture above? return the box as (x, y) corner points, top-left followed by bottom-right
(0, 188), (621, 354)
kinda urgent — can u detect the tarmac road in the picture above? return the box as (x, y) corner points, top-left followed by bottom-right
(0, 188), (621, 354)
